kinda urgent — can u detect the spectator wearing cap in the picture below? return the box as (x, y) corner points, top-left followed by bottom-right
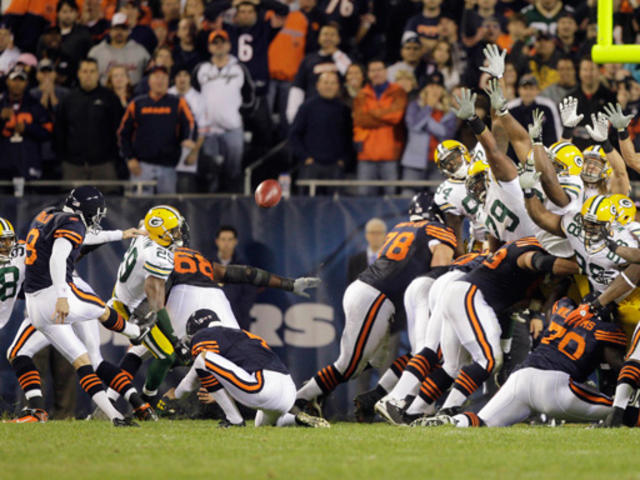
(168, 68), (207, 193)
(387, 36), (427, 88)
(56, 0), (92, 76)
(54, 58), (123, 182)
(121, 0), (158, 54)
(352, 59), (408, 196)
(118, 65), (196, 193)
(555, 11), (580, 64)
(268, 0), (327, 135)
(289, 71), (353, 190)
(172, 17), (205, 74)
(521, 0), (572, 35)
(562, 57), (616, 149)
(194, 30), (255, 192)
(0, 66), (52, 182)
(540, 56), (576, 105)
(0, 21), (20, 77)
(506, 74), (561, 146)
(3, 0), (57, 53)
(400, 72), (455, 195)
(404, 0), (443, 54)
(87, 12), (151, 85)
(528, 30), (561, 90)
(286, 23), (351, 124)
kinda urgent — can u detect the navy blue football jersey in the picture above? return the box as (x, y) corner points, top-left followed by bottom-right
(463, 237), (545, 313)
(318, 0), (369, 43)
(450, 252), (488, 273)
(359, 221), (457, 307)
(522, 297), (627, 382)
(24, 207), (86, 294)
(170, 247), (220, 289)
(191, 326), (289, 375)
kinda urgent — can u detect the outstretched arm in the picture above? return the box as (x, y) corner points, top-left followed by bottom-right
(215, 263), (320, 298)
(517, 250), (580, 275)
(588, 107), (630, 194)
(604, 102), (640, 173)
(523, 195), (565, 237)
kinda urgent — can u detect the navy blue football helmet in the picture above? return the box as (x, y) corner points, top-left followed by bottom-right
(186, 309), (222, 337)
(408, 192), (444, 223)
(64, 186), (107, 233)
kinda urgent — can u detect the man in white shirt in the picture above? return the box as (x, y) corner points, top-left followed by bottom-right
(0, 21), (20, 76)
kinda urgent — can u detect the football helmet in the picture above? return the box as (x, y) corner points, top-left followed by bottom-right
(0, 217), (16, 264)
(434, 140), (471, 179)
(580, 195), (617, 251)
(64, 186), (107, 233)
(548, 141), (584, 176)
(581, 145), (608, 184)
(609, 194), (636, 225)
(408, 192), (432, 220)
(144, 205), (184, 249)
(185, 308), (222, 339)
(465, 160), (490, 203)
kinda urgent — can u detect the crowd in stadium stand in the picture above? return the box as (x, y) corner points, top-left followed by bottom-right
(0, 0), (640, 195)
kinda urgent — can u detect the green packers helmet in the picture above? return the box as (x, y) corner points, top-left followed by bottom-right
(549, 141), (584, 176)
(581, 145), (609, 184)
(434, 140), (471, 179)
(580, 195), (617, 251)
(0, 217), (15, 264)
(609, 194), (636, 225)
(465, 160), (490, 203)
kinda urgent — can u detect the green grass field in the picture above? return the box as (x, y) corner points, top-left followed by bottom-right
(2, 420), (640, 480)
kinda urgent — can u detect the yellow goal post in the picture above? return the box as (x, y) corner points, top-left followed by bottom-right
(592, 0), (640, 63)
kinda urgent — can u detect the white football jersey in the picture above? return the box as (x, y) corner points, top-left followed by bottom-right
(626, 221), (640, 239)
(561, 211), (639, 293)
(582, 183), (603, 203)
(113, 235), (174, 309)
(484, 176), (538, 242)
(434, 179), (486, 241)
(0, 242), (26, 329)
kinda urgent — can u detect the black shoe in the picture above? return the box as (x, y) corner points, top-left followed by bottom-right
(354, 388), (384, 423)
(113, 416), (140, 427)
(130, 326), (151, 346)
(601, 407), (625, 428)
(218, 419), (246, 428)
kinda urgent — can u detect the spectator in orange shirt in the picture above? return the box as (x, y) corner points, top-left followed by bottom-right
(352, 59), (408, 196)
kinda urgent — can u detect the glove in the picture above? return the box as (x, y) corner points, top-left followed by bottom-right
(528, 108), (545, 145)
(479, 43), (506, 78)
(483, 78), (508, 116)
(519, 170), (541, 191)
(558, 96), (584, 128)
(173, 338), (193, 366)
(452, 88), (477, 120)
(585, 112), (609, 142)
(603, 102), (633, 131)
(292, 277), (321, 298)
(130, 310), (157, 329)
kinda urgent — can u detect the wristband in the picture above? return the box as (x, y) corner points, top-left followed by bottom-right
(618, 128), (630, 140)
(523, 190), (535, 199)
(281, 278), (294, 291)
(602, 139), (614, 154)
(562, 126), (574, 139)
(468, 115), (486, 136)
(606, 238), (619, 253)
(496, 106), (508, 117)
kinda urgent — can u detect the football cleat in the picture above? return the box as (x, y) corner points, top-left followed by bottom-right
(295, 412), (330, 428)
(112, 416), (140, 427)
(6, 407), (48, 423)
(374, 399), (408, 426)
(134, 403), (158, 422)
(353, 388), (384, 423)
(155, 397), (179, 418)
(295, 397), (324, 418)
(410, 414), (455, 427)
(218, 419), (246, 428)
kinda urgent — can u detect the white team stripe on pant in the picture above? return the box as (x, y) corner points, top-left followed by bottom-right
(7, 318), (49, 361)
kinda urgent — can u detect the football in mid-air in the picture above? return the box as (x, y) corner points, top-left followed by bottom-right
(255, 179), (282, 208)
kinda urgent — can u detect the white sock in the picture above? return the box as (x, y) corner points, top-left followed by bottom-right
(613, 383), (636, 409)
(121, 322), (141, 339)
(107, 387), (120, 402)
(142, 386), (158, 397)
(500, 337), (512, 354)
(297, 378), (323, 401)
(441, 388), (468, 410)
(406, 396), (435, 416)
(386, 370), (421, 402)
(452, 413), (469, 427)
(92, 391), (124, 420)
(377, 369), (399, 393)
(25, 390), (43, 400)
(213, 389), (243, 424)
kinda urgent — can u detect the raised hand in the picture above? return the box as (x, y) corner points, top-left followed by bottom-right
(483, 78), (507, 116)
(479, 43), (506, 79)
(452, 88), (478, 120)
(585, 112), (609, 143)
(603, 102), (633, 131)
(528, 108), (545, 145)
(559, 96), (584, 128)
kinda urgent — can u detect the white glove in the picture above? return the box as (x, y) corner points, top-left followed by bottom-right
(519, 170), (541, 190)
(292, 277), (321, 298)
(483, 78), (507, 116)
(479, 43), (506, 79)
(585, 112), (609, 143)
(528, 108), (545, 145)
(452, 88), (477, 120)
(559, 96), (584, 128)
(603, 102), (633, 131)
